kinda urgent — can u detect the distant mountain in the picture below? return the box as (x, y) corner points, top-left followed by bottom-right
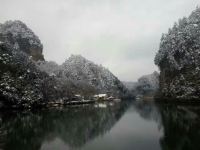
(0, 20), (44, 61)
(123, 81), (138, 91)
(37, 55), (131, 98)
(137, 71), (159, 92)
(124, 71), (159, 95)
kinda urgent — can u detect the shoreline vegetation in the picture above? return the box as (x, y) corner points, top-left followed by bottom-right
(46, 94), (122, 107)
(0, 95), (123, 110)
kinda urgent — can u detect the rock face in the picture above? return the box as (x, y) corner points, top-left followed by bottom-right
(37, 55), (131, 98)
(155, 7), (200, 100)
(0, 20), (44, 61)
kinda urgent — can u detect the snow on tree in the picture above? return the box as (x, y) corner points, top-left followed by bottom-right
(37, 54), (131, 98)
(154, 7), (200, 100)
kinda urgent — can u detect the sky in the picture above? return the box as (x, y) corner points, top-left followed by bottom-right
(0, 0), (199, 81)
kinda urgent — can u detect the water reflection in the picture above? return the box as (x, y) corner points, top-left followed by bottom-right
(133, 101), (200, 150)
(0, 102), (130, 150)
(0, 101), (200, 150)
(158, 103), (200, 150)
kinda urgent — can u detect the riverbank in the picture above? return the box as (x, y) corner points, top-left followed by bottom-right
(46, 98), (122, 107)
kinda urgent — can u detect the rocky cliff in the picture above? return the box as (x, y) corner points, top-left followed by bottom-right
(0, 20), (44, 61)
(155, 7), (200, 100)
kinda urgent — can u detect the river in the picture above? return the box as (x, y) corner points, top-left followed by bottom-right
(0, 100), (200, 150)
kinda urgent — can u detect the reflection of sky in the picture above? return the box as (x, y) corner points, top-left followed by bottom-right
(82, 108), (163, 150)
(0, 0), (199, 81)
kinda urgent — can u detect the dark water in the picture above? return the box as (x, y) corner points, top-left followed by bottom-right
(0, 100), (200, 150)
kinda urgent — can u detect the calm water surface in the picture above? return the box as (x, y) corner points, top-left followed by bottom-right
(0, 100), (200, 150)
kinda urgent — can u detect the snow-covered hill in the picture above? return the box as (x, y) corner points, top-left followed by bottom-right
(0, 20), (132, 109)
(123, 81), (138, 91)
(38, 55), (131, 98)
(0, 20), (44, 61)
(123, 71), (159, 95)
(0, 42), (71, 109)
(0, 21), (71, 109)
(137, 71), (159, 92)
(155, 7), (200, 100)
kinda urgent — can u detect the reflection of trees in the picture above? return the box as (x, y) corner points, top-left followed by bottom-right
(133, 101), (200, 150)
(2, 101), (200, 150)
(0, 101), (131, 150)
(157, 104), (200, 150)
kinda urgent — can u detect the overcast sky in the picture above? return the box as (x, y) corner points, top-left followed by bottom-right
(0, 0), (199, 81)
